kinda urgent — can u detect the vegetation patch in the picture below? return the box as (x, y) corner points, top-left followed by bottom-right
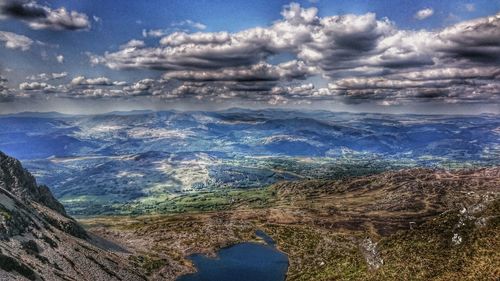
(264, 224), (368, 281)
(130, 255), (167, 275)
(370, 199), (500, 281)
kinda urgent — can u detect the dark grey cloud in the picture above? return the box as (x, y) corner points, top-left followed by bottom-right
(437, 13), (500, 63)
(0, 75), (13, 101)
(163, 61), (315, 82)
(317, 13), (500, 105)
(94, 4), (499, 77)
(95, 30), (275, 71)
(94, 4), (398, 76)
(0, 0), (91, 31)
(297, 13), (397, 76)
(327, 67), (500, 105)
(1, 0), (45, 18)
(169, 82), (272, 101)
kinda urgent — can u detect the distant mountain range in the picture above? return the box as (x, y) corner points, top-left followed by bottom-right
(0, 109), (498, 215)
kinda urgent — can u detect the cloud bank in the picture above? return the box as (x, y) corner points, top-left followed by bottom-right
(3, 2), (500, 109)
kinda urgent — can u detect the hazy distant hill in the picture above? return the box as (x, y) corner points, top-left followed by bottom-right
(0, 109), (498, 215)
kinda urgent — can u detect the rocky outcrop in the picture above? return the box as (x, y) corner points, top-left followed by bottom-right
(0, 151), (145, 280)
(0, 151), (87, 239)
(0, 151), (65, 215)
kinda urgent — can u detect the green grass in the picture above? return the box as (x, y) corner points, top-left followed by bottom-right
(118, 186), (277, 215)
(264, 224), (369, 281)
(129, 255), (167, 275)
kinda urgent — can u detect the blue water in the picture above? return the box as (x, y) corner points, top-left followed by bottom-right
(177, 231), (288, 281)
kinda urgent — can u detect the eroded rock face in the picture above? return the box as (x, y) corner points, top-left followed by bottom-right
(0, 151), (66, 215)
(0, 151), (145, 281)
(0, 151), (88, 240)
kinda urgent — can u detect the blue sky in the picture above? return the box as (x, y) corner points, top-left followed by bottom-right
(0, 0), (499, 114)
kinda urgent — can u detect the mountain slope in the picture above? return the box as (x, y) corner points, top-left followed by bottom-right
(0, 151), (145, 281)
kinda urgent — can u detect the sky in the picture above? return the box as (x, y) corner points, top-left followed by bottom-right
(0, 0), (499, 114)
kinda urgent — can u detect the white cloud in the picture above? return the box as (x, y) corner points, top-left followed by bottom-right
(27, 72), (68, 81)
(19, 81), (54, 91)
(96, 5), (397, 77)
(142, 19), (207, 38)
(5, 3), (500, 107)
(71, 76), (112, 86)
(85, 5), (500, 105)
(67, 76), (128, 94)
(142, 29), (166, 38)
(280, 2), (319, 25)
(120, 39), (145, 50)
(172, 19), (207, 30)
(0, 30), (33, 51)
(415, 8), (434, 20)
(56, 54), (64, 63)
(123, 78), (163, 96)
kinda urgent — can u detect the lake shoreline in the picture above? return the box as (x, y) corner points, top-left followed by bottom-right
(177, 230), (289, 281)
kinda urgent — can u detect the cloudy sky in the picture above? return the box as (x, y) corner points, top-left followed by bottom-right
(0, 0), (499, 114)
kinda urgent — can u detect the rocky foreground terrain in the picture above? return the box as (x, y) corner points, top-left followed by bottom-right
(0, 151), (145, 280)
(1, 150), (499, 280)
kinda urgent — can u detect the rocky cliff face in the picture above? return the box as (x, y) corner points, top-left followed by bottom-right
(0, 151), (86, 239)
(0, 151), (145, 281)
(0, 151), (66, 215)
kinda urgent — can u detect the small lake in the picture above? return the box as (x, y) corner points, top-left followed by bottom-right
(177, 231), (288, 281)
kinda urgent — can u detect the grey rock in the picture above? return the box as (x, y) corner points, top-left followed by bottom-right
(0, 151), (146, 280)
